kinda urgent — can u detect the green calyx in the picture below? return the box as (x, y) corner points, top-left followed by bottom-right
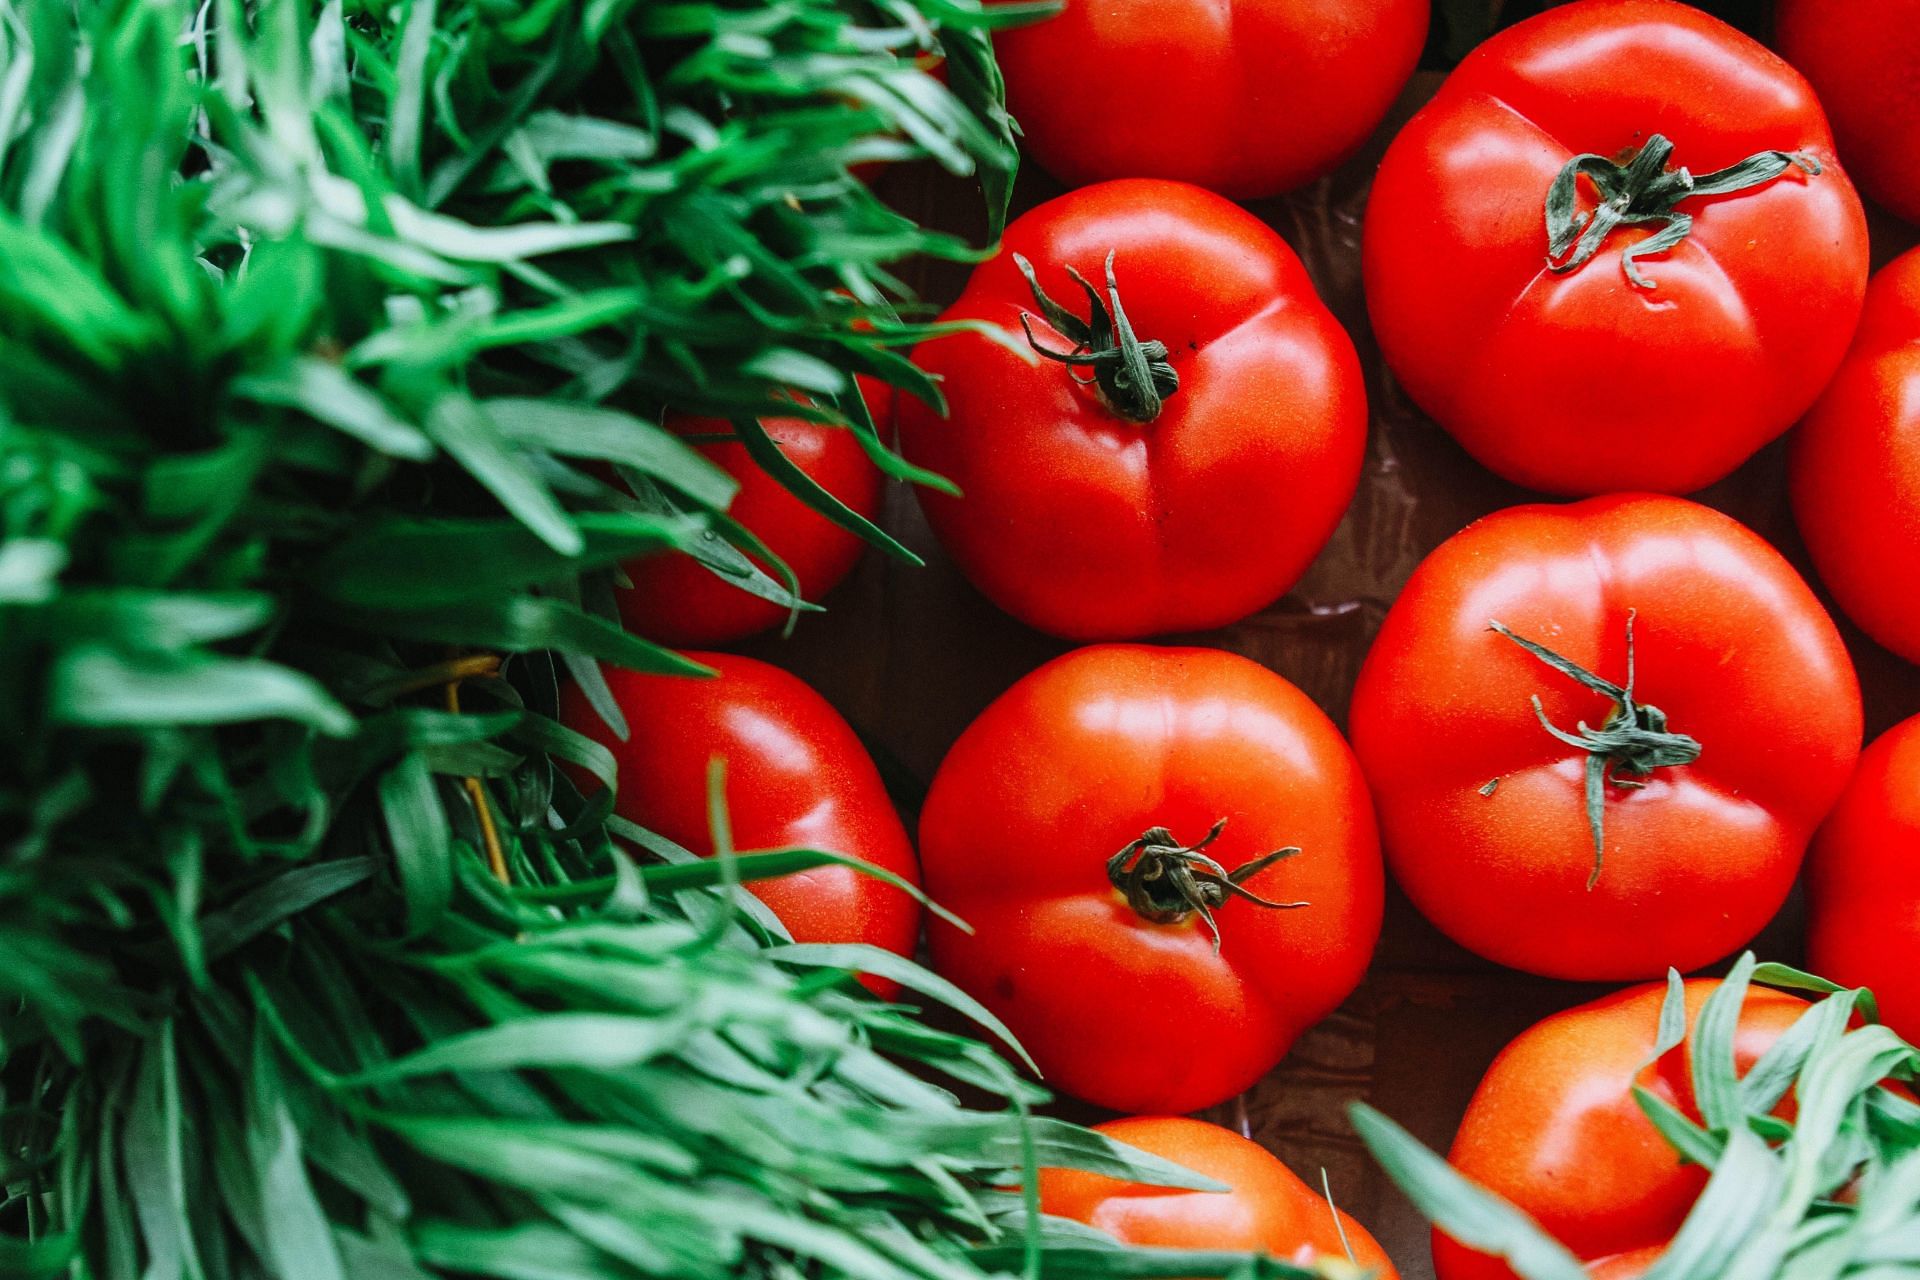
(1015, 249), (1180, 423)
(1544, 133), (1823, 289)
(1488, 611), (1703, 889)
(1106, 818), (1305, 953)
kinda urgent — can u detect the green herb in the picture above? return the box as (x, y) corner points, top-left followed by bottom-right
(0, 1), (1336, 1276)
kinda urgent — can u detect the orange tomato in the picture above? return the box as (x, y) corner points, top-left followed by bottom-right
(1043, 1117), (1398, 1277)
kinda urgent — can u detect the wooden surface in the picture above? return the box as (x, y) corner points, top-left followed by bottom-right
(739, 72), (1920, 1278)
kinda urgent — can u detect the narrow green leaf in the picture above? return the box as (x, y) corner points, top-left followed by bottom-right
(378, 754), (453, 938)
(234, 358), (433, 459)
(775, 942), (1032, 1072)
(735, 414), (919, 565)
(1694, 953), (1759, 1134)
(50, 647), (354, 736)
(201, 859), (376, 961)
(426, 396), (581, 555)
(1349, 1104), (1588, 1280)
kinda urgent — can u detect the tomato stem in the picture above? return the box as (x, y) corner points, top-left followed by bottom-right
(1487, 611), (1703, 888)
(1014, 250), (1179, 423)
(1105, 818), (1306, 952)
(1544, 133), (1822, 289)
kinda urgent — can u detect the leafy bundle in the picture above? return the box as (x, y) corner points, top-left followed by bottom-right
(1357, 955), (1920, 1279)
(0, 1), (1343, 1277)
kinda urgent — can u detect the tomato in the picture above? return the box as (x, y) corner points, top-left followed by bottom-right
(898, 180), (1367, 640)
(614, 388), (889, 647)
(1363, 0), (1868, 496)
(1776, 0), (1920, 224)
(994, 0), (1427, 200)
(1042, 1117), (1399, 1277)
(1808, 713), (1920, 1045)
(918, 645), (1382, 1113)
(1349, 494), (1861, 981)
(1435, 980), (1807, 1280)
(558, 654), (921, 981)
(1789, 247), (1920, 666)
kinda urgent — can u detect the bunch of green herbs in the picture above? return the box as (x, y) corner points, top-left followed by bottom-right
(0, 1), (1352, 1276)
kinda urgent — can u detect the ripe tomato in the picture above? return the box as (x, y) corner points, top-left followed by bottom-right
(1364, 0), (1868, 496)
(994, 0), (1427, 200)
(919, 645), (1382, 1113)
(1349, 495), (1861, 980)
(1042, 1117), (1399, 1277)
(1808, 713), (1920, 1044)
(898, 180), (1367, 640)
(558, 654), (921, 980)
(1436, 980), (1807, 1280)
(1789, 247), (1920, 666)
(1776, 0), (1920, 224)
(614, 388), (889, 647)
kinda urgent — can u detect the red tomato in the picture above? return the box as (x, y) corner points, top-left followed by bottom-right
(919, 645), (1382, 1113)
(1436, 980), (1807, 1280)
(995, 0), (1427, 199)
(1364, 0), (1868, 496)
(1789, 247), (1920, 666)
(1042, 1117), (1399, 1278)
(558, 654), (921, 981)
(1808, 713), (1920, 1044)
(1349, 495), (1861, 980)
(615, 387), (889, 647)
(898, 180), (1367, 640)
(1776, 0), (1920, 224)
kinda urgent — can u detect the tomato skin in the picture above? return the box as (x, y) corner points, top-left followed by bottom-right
(615, 385), (889, 647)
(1435, 980), (1807, 1280)
(1776, 0), (1920, 224)
(1364, 0), (1868, 496)
(1808, 714), (1920, 1044)
(1349, 495), (1861, 980)
(1042, 1117), (1399, 1278)
(899, 180), (1367, 640)
(558, 654), (921, 975)
(995, 0), (1427, 199)
(919, 645), (1382, 1113)
(1789, 247), (1920, 666)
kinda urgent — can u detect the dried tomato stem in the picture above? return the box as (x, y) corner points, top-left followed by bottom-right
(1106, 818), (1306, 953)
(1015, 249), (1179, 423)
(1544, 133), (1822, 288)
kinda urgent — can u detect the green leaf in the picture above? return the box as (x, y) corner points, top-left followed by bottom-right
(1693, 953), (1759, 1134)
(1349, 1104), (1588, 1280)
(1644, 967), (1688, 1068)
(50, 646), (354, 736)
(425, 396), (581, 556)
(345, 1013), (693, 1082)
(487, 398), (735, 510)
(234, 357), (434, 459)
(774, 942), (1032, 1072)
(323, 595), (709, 675)
(1641, 1128), (1782, 1280)
(248, 1037), (348, 1280)
(1631, 1085), (1723, 1170)
(306, 512), (703, 608)
(201, 859), (376, 961)
(49, 589), (274, 650)
(734, 414), (920, 565)
(965, 1246), (1313, 1280)
(413, 1222), (630, 1280)
(379, 753), (453, 938)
